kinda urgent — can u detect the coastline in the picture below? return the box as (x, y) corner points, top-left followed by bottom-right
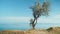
(0, 27), (60, 34)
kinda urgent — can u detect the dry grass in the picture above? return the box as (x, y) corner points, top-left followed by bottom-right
(0, 27), (60, 34)
(0, 30), (24, 34)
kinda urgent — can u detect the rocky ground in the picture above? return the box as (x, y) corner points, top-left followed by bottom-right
(0, 27), (60, 34)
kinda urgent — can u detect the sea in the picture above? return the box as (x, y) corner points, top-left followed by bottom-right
(0, 22), (60, 31)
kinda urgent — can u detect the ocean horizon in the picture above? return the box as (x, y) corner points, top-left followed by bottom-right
(0, 22), (60, 31)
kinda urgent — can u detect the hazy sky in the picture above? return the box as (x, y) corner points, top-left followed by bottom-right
(0, 0), (60, 23)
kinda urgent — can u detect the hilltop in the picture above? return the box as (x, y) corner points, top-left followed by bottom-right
(0, 27), (60, 34)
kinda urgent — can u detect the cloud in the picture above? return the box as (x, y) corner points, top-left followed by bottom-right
(0, 14), (60, 23)
(0, 17), (30, 23)
(38, 18), (60, 23)
(53, 15), (60, 18)
(37, 14), (60, 23)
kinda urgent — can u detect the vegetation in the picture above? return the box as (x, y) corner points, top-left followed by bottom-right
(30, 0), (50, 29)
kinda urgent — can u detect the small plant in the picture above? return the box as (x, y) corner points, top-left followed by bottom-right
(46, 27), (53, 32)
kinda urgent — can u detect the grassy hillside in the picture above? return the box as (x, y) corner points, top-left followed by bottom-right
(0, 30), (24, 34)
(0, 27), (60, 34)
(47, 27), (60, 34)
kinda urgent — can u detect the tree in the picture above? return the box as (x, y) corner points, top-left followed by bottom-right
(30, 0), (50, 29)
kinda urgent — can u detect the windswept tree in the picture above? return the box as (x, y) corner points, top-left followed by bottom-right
(30, 0), (50, 29)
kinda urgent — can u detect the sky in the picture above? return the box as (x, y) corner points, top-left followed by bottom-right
(0, 0), (60, 23)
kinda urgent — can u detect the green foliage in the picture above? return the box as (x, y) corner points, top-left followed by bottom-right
(30, 0), (50, 29)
